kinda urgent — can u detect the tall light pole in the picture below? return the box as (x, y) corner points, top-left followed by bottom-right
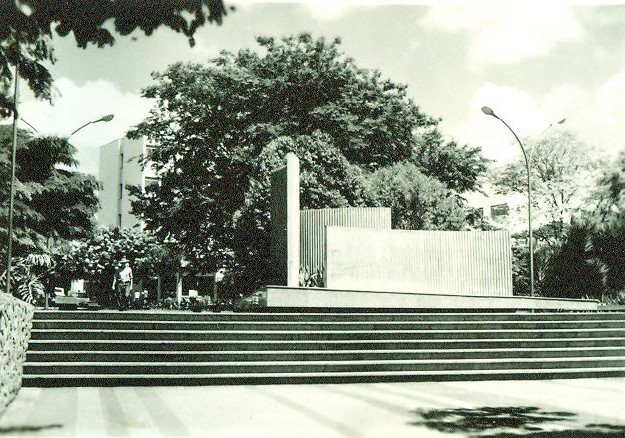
(481, 106), (535, 297)
(5, 47), (20, 295)
(4, 114), (114, 296)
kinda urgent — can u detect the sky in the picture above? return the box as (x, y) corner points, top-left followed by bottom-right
(11, 0), (625, 177)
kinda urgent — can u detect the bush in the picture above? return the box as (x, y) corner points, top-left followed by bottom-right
(0, 254), (52, 305)
(541, 223), (608, 300)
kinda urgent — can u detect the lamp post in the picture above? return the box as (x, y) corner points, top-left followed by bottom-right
(481, 106), (536, 296)
(5, 50), (20, 296)
(4, 114), (114, 297)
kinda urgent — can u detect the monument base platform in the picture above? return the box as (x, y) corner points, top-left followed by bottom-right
(263, 286), (598, 311)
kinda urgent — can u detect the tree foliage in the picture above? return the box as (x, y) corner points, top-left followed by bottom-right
(129, 34), (488, 293)
(586, 149), (625, 225)
(367, 162), (470, 230)
(0, 126), (99, 257)
(413, 128), (489, 193)
(0, 0), (230, 116)
(491, 129), (601, 231)
(52, 227), (179, 306)
(535, 151), (625, 302)
(491, 130), (601, 298)
(0, 253), (52, 304)
(541, 222), (609, 300)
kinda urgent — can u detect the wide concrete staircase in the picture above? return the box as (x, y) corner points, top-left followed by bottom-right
(24, 310), (625, 386)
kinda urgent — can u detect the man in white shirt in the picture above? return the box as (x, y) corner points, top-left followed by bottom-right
(112, 257), (133, 310)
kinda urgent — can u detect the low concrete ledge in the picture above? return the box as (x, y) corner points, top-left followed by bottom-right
(265, 286), (598, 311)
(598, 304), (625, 312)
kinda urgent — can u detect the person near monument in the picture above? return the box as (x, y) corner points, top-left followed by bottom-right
(111, 262), (122, 308)
(112, 257), (133, 310)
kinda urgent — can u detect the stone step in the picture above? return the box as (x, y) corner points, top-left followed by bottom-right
(29, 328), (625, 341)
(24, 311), (625, 386)
(25, 347), (625, 363)
(31, 311), (625, 322)
(30, 319), (625, 331)
(23, 356), (625, 375)
(22, 367), (625, 386)
(26, 338), (625, 351)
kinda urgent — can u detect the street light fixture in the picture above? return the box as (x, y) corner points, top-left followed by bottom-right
(70, 114), (115, 137)
(537, 118), (567, 142)
(481, 106), (534, 296)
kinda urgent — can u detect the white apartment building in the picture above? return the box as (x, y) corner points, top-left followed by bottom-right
(464, 184), (526, 233)
(98, 137), (158, 228)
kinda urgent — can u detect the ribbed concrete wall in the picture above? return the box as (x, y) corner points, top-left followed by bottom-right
(325, 228), (513, 296)
(300, 208), (391, 281)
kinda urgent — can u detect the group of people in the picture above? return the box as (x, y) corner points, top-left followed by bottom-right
(112, 257), (134, 311)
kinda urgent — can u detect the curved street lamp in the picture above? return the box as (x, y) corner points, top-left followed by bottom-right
(481, 106), (531, 296)
(70, 114), (115, 137)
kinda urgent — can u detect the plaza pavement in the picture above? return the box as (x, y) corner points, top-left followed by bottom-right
(1, 378), (624, 437)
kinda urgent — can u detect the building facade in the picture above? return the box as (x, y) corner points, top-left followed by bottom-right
(464, 184), (526, 233)
(98, 137), (158, 228)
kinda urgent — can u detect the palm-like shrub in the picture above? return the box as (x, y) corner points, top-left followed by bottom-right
(1, 254), (53, 305)
(541, 223), (610, 301)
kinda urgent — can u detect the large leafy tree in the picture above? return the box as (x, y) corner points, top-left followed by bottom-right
(491, 129), (601, 237)
(525, 150), (625, 302)
(367, 162), (470, 231)
(571, 151), (625, 299)
(588, 149), (625, 225)
(0, 0), (230, 116)
(413, 128), (489, 193)
(129, 34), (488, 293)
(0, 126), (99, 257)
(491, 129), (603, 296)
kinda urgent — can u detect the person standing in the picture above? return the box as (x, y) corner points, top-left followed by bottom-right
(112, 261), (122, 309)
(112, 257), (133, 310)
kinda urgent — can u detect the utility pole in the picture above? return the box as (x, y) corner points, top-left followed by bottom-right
(5, 45), (20, 295)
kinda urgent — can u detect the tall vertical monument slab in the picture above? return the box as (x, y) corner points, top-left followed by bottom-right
(270, 153), (300, 287)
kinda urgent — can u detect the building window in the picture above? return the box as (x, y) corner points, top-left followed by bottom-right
(145, 146), (157, 160)
(117, 214), (122, 227)
(119, 184), (123, 199)
(119, 153), (124, 169)
(490, 203), (509, 218)
(144, 177), (160, 189)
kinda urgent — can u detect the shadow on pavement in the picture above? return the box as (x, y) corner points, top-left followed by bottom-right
(410, 406), (625, 437)
(0, 424), (63, 435)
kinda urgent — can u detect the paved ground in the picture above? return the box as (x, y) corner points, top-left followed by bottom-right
(1, 378), (625, 437)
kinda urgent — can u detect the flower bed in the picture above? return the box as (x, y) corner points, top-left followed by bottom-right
(0, 294), (34, 418)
